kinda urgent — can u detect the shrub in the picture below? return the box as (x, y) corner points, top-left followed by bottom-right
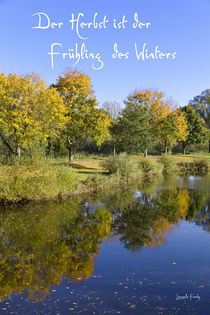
(194, 159), (208, 174)
(83, 174), (105, 192)
(0, 158), (77, 203)
(139, 158), (161, 175)
(159, 155), (177, 174)
(178, 159), (208, 175)
(100, 153), (137, 180)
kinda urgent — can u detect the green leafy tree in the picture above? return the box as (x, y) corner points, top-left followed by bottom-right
(118, 89), (176, 156)
(189, 89), (210, 152)
(115, 103), (151, 156)
(53, 69), (110, 161)
(181, 105), (208, 154)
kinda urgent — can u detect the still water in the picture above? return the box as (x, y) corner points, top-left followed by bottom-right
(0, 175), (209, 314)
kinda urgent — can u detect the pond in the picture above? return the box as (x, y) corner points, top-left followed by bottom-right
(0, 175), (209, 314)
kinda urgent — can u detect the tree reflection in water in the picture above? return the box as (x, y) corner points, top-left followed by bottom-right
(0, 200), (112, 302)
(0, 175), (209, 302)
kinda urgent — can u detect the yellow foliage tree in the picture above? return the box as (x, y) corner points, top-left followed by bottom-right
(122, 89), (173, 156)
(157, 108), (188, 153)
(54, 69), (110, 161)
(0, 73), (66, 156)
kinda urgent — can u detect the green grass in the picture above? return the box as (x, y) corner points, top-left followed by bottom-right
(50, 158), (107, 180)
(174, 152), (210, 169)
(51, 152), (210, 179)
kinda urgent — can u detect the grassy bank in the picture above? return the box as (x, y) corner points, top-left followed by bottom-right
(0, 152), (209, 203)
(65, 153), (209, 178)
(0, 157), (77, 203)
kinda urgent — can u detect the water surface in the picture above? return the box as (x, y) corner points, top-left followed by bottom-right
(0, 175), (209, 314)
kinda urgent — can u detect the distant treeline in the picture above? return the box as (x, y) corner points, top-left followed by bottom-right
(0, 69), (209, 162)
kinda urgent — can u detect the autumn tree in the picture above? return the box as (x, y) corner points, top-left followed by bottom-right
(0, 73), (66, 157)
(115, 90), (174, 156)
(157, 109), (188, 153)
(189, 89), (210, 152)
(53, 69), (110, 161)
(123, 90), (188, 154)
(101, 90), (188, 156)
(181, 105), (208, 154)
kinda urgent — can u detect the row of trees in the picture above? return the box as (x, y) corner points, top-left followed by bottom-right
(108, 91), (188, 156)
(0, 70), (110, 161)
(0, 69), (209, 160)
(103, 91), (209, 156)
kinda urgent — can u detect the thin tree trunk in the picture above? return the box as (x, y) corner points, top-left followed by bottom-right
(209, 140), (210, 153)
(144, 147), (148, 157)
(113, 143), (116, 156)
(67, 139), (73, 162)
(165, 146), (168, 154)
(68, 147), (73, 162)
(48, 138), (55, 157)
(183, 143), (186, 155)
(17, 146), (21, 159)
(49, 141), (53, 156)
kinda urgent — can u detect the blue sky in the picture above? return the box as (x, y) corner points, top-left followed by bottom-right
(0, 0), (210, 107)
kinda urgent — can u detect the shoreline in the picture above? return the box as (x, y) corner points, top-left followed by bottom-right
(0, 168), (209, 205)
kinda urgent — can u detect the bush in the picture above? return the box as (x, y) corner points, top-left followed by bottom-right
(139, 158), (161, 175)
(83, 174), (105, 192)
(100, 153), (137, 180)
(159, 155), (177, 174)
(0, 157), (77, 203)
(178, 159), (208, 175)
(194, 159), (208, 174)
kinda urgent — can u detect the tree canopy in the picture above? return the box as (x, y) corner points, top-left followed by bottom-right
(0, 70), (208, 159)
(189, 89), (210, 128)
(53, 69), (110, 160)
(157, 108), (188, 153)
(189, 89), (210, 152)
(181, 105), (208, 154)
(0, 73), (66, 156)
(112, 89), (188, 155)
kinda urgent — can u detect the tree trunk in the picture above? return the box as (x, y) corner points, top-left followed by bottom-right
(17, 146), (21, 159)
(67, 139), (73, 162)
(0, 129), (16, 155)
(144, 147), (148, 157)
(47, 138), (54, 156)
(49, 142), (53, 156)
(68, 148), (73, 162)
(183, 143), (186, 155)
(165, 146), (168, 154)
(209, 140), (210, 153)
(113, 143), (116, 156)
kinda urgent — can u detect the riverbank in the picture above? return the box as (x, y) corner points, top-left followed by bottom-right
(0, 153), (209, 204)
(53, 152), (210, 177)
